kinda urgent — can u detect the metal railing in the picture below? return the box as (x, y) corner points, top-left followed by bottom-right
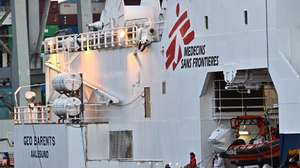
(14, 106), (51, 124)
(13, 104), (111, 124)
(85, 159), (164, 168)
(212, 96), (279, 119)
(81, 104), (109, 123)
(43, 21), (165, 54)
(44, 26), (138, 54)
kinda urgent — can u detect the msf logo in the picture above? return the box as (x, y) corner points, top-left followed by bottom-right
(165, 3), (195, 71)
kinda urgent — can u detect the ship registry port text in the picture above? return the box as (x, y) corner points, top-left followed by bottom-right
(23, 136), (56, 159)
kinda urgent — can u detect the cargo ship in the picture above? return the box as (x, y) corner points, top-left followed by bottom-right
(13, 0), (300, 167)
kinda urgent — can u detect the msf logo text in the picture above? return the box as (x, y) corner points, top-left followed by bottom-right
(165, 3), (195, 71)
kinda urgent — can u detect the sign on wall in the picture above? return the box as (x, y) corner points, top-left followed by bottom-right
(14, 125), (68, 168)
(165, 3), (219, 71)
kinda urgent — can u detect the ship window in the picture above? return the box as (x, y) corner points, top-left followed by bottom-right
(109, 131), (133, 159)
(162, 81), (166, 95)
(124, 0), (141, 5)
(205, 16), (209, 30)
(244, 10), (248, 25)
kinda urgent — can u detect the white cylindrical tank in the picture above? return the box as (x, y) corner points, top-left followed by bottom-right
(52, 73), (82, 92)
(52, 97), (82, 117)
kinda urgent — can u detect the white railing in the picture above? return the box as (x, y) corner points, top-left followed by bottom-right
(80, 104), (108, 123)
(13, 104), (111, 124)
(43, 21), (165, 54)
(58, 104), (110, 123)
(212, 97), (279, 119)
(14, 106), (51, 124)
(89, 159), (164, 168)
(44, 26), (138, 54)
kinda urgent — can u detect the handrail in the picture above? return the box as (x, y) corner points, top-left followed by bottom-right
(14, 104), (109, 124)
(43, 21), (165, 54)
(44, 26), (138, 54)
(14, 106), (51, 124)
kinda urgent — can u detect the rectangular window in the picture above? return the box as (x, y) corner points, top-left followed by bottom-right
(205, 16), (209, 30)
(162, 81), (166, 95)
(109, 131), (133, 159)
(244, 10), (248, 25)
(124, 0), (141, 5)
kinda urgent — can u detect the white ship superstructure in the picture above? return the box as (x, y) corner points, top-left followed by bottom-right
(13, 0), (300, 168)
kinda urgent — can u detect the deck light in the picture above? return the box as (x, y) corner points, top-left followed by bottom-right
(47, 40), (54, 53)
(238, 131), (249, 135)
(47, 40), (54, 47)
(118, 29), (126, 46)
(118, 29), (126, 39)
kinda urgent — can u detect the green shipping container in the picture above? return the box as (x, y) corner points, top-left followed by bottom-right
(44, 25), (59, 38)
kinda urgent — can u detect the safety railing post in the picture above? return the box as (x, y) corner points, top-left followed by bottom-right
(55, 36), (59, 53)
(97, 31), (100, 49)
(41, 107), (45, 123)
(118, 29), (122, 46)
(44, 41), (48, 54)
(104, 31), (107, 48)
(111, 29), (114, 47)
(81, 34), (84, 51)
(133, 26), (137, 44)
(48, 107), (51, 122)
(92, 32), (96, 49)
(74, 34), (77, 52)
(87, 33), (90, 50)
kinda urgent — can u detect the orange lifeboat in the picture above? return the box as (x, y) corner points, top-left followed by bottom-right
(220, 116), (280, 166)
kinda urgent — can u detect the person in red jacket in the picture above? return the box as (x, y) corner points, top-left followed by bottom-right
(184, 152), (197, 168)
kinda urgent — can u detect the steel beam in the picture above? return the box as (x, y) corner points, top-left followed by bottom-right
(11, 0), (30, 106)
(0, 7), (11, 55)
(28, 0), (43, 78)
(0, 39), (11, 56)
(35, 0), (50, 57)
(28, 0), (40, 57)
(0, 9), (10, 27)
(77, 0), (93, 33)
